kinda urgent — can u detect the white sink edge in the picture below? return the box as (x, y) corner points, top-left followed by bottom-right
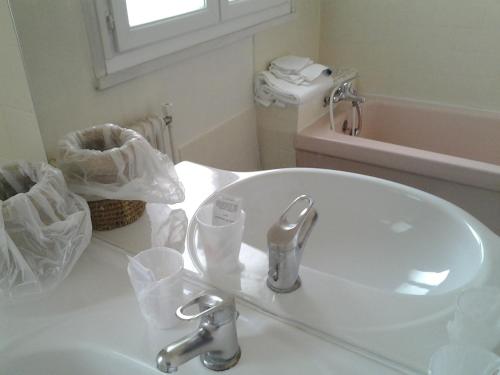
(0, 238), (407, 375)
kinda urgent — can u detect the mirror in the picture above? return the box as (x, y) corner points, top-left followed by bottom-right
(0, 1), (45, 165)
(2, 1), (499, 373)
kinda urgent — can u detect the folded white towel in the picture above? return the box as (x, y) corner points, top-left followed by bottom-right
(270, 63), (332, 85)
(300, 63), (332, 82)
(255, 71), (333, 107)
(269, 66), (306, 85)
(270, 55), (313, 75)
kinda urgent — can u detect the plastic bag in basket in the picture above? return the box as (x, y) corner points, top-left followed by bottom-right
(0, 161), (92, 302)
(58, 124), (184, 203)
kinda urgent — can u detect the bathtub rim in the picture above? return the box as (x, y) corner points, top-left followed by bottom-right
(295, 96), (500, 192)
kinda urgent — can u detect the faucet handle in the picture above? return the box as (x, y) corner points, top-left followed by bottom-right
(176, 290), (237, 323)
(267, 195), (318, 252)
(280, 195), (314, 226)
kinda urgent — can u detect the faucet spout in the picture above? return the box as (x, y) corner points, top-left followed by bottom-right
(267, 195), (318, 293)
(156, 291), (241, 373)
(157, 327), (214, 373)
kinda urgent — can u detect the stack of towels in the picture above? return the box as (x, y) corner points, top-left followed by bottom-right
(255, 55), (334, 107)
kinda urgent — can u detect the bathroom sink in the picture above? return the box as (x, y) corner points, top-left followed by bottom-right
(192, 169), (487, 295)
(1, 348), (154, 375)
(187, 168), (499, 370)
(4, 163), (493, 374)
(0, 237), (405, 375)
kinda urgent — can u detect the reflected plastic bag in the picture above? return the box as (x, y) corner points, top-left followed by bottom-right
(58, 124), (184, 203)
(146, 203), (187, 252)
(0, 161), (92, 302)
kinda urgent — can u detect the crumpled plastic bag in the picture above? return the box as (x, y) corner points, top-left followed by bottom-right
(58, 123), (185, 203)
(146, 204), (187, 252)
(0, 161), (92, 302)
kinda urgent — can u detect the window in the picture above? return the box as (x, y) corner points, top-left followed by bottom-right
(126, 1), (208, 27)
(83, 0), (294, 88)
(109, 0), (220, 52)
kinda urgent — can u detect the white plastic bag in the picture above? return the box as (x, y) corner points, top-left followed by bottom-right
(0, 161), (92, 302)
(58, 124), (184, 203)
(146, 204), (187, 252)
(127, 247), (184, 329)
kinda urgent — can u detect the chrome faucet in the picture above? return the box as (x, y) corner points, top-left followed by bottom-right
(267, 195), (318, 293)
(324, 79), (365, 106)
(324, 78), (366, 135)
(331, 80), (365, 105)
(156, 291), (241, 373)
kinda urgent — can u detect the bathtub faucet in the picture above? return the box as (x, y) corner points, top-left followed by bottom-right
(324, 79), (365, 106)
(156, 291), (241, 373)
(267, 195), (318, 293)
(331, 81), (365, 105)
(325, 78), (365, 135)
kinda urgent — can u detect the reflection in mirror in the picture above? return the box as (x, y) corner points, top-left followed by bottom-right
(2, 1), (500, 374)
(0, 1), (45, 165)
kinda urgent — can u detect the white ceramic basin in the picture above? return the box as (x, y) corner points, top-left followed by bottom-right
(197, 169), (487, 295)
(0, 238), (404, 375)
(187, 168), (499, 370)
(1, 348), (154, 375)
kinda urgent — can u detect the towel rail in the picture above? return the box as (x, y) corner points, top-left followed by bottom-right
(161, 103), (177, 164)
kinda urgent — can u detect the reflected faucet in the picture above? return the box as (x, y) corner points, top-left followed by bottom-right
(324, 77), (366, 135)
(267, 195), (318, 293)
(330, 80), (366, 105)
(156, 291), (241, 373)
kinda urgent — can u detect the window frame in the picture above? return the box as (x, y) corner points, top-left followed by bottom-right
(81, 0), (295, 89)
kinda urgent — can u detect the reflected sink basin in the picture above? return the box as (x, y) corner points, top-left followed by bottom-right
(189, 169), (492, 298)
(187, 168), (499, 370)
(200, 169), (487, 295)
(1, 347), (154, 375)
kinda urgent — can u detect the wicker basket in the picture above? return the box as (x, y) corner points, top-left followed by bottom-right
(88, 199), (146, 231)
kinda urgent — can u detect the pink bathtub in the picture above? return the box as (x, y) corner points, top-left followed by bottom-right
(295, 96), (500, 234)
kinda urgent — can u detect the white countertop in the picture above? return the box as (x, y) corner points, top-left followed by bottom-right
(0, 240), (404, 375)
(94, 162), (250, 253)
(0, 162), (408, 374)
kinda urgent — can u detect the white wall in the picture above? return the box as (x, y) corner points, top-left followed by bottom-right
(0, 0), (45, 164)
(253, 0), (322, 170)
(9, 0), (498, 170)
(320, 0), (500, 111)
(9, 0), (321, 171)
(11, 0), (258, 169)
(254, 0), (321, 73)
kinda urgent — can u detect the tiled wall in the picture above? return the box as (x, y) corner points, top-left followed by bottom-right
(12, 0), (257, 168)
(320, 0), (500, 111)
(10, 0), (320, 171)
(0, 0), (45, 164)
(254, 0), (321, 73)
(179, 108), (260, 172)
(254, 0), (323, 169)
